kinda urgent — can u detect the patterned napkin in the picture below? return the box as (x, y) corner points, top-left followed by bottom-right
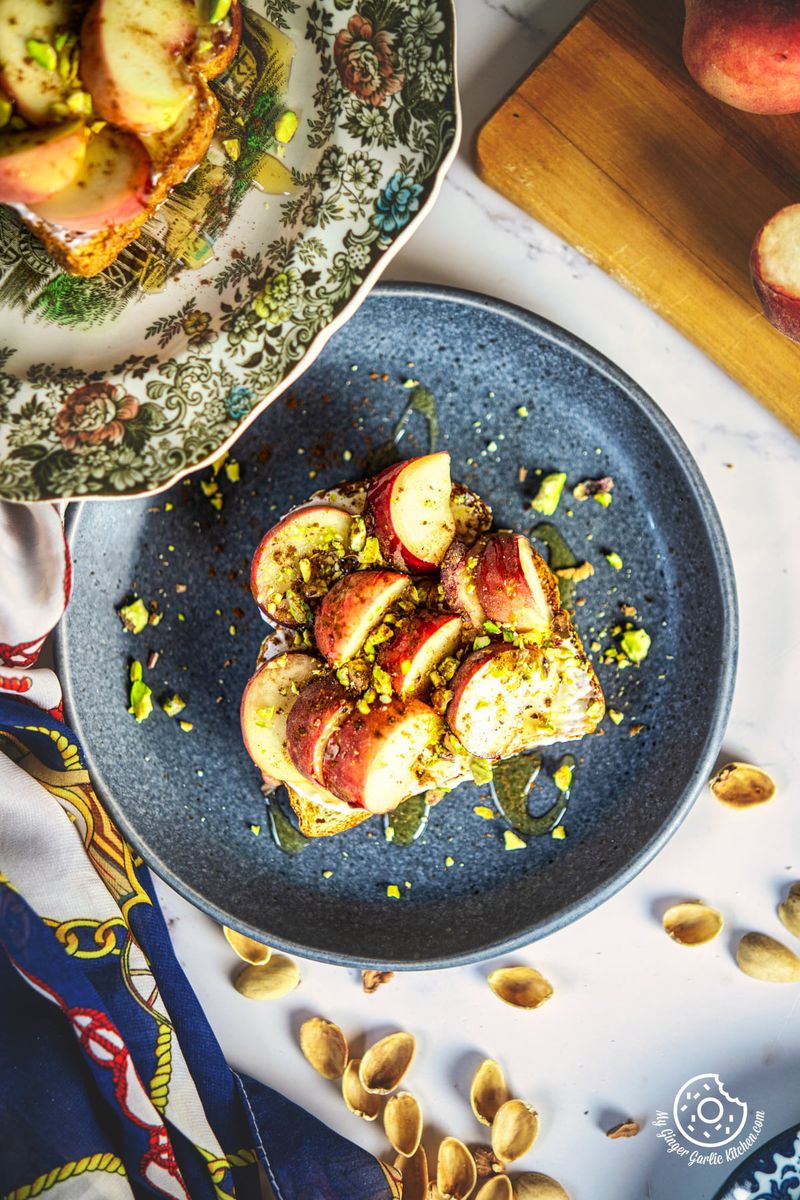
(0, 501), (400, 1200)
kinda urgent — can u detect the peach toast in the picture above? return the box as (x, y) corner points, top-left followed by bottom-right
(242, 453), (605, 838)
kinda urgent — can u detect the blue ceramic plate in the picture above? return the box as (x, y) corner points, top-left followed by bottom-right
(713, 1123), (800, 1199)
(55, 284), (737, 968)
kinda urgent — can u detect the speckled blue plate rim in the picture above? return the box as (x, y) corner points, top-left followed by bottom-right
(711, 1121), (800, 1200)
(55, 282), (739, 970)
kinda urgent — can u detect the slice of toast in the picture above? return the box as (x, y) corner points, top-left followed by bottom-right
(286, 785), (372, 839)
(6, 3), (241, 277)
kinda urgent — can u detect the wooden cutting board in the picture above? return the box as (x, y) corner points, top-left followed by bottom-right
(476, 0), (800, 436)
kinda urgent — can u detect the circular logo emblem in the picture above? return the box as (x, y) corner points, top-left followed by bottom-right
(673, 1073), (748, 1148)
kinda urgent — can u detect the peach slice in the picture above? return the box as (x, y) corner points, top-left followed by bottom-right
(29, 126), (150, 230)
(367, 452), (455, 573)
(323, 697), (444, 813)
(314, 569), (410, 667)
(250, 504), (353, 628)
(285, 675), (352, 788)
(475, 533), (559, 632)
(446, 644), (523, 759)
(683, 0), (800, 115)
(0, 0), (73, 125)
(0, 120), (88, 206)
(751, 203), (800, 342)
(441, 538), (488, 631)
(80, 0), (198, 134)
(378, 611), (463, 698)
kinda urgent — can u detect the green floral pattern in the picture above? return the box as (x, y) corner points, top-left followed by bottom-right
(0, 0), (457, 502)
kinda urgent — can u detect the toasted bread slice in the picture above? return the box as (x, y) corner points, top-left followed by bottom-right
(287, 784), (371, 838)
(194, 1), (243, 81)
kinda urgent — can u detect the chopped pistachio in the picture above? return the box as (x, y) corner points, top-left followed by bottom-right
(206, 0), (232, 22)
(222, 137), (240, 161)
(473, 635), (491, 650)
(356, 698), (371, 715)
(516, 405), (529, 418)
(200, 479), (218, 496)
(444, 855), (455, 868)
(119, 598), (149, 634)
(608, 709), (624, 725)
(249, 824), (261, 836)
(274, 109), (299, 144)
(372, 664), (392, 695)
(504, 830), (527, 851)
(531, 472), (567, 515)
(551, 825), (567, 840)
(26, 39), (57, 71)
(130, 660), (143, 683)
(594, 492), (613, 508)
(210, 494), (223, 511)
(65, 90), (92, 114)
(619, 628), (651, 663)
(129, 679), (153, 723)
(298, 557), (312, 583)
(360, 535), (381, 565)
(322, 869), (333, 879)
(473, 805), (495, 820)
(553, 762), (573, 792)
(483, 619), (501, 634)
(605, 552), (623, 570)
(470, 756), (493, 786)
(178, 720), (193, 732)
(0, 96), (12, 128)
(386, 884), (401, 900)
(162, 694), (186, 718)
(225, 459), (240, 483)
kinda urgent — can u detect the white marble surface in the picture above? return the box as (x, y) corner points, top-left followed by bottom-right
(155, 2), (800, 1197)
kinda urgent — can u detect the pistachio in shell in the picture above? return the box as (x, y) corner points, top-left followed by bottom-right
(487, 966), (553, 1010)
(470, 1059), (510, 1126)
(778, 883), (800, 940)
(662, 901), (723, 947)
(394, 1145), (428, 1200)
(710, 761), (776, 809)
(491, 1099), (540, 1163)
(222, 925), (272, 965)
(359, 1031), (415, 1095)
(476, 1177), (512, 1200)
(736, 932), (800, 983)
(515, 1173), (571, 1200)
(233, 954), (300, 1000)
(342, 1059), (382, 1120)
(384, 1091), (423, 1157)
(299, 1017), (349, 1080)
(437, 1137), (477, 1200)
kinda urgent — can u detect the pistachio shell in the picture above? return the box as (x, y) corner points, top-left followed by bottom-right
(606, 1119), (640, 1138)
(233, 954), (300, 1000)
(384, 1091), (423, 1157)
(736, 932), (800, 983)
(394, 1146), (428, 1200)
(710, 761), (776, 808)
(342, 1059), (382, 1120)
(437, 1137), (477, 1200)
(487, 966), (553, 1010)
(470, 1059), (511, 1126)
(476, 1177), (512, 1200)
(491, 1100), (540, 1163)
(222, 925), (272, 965)
(778, 883), (800, 940)
(299, 1017), (349, 1080)
(359, 1031), (415, 1094)
(662, 901), (723, 947)
(515, 1173), (571, 1199)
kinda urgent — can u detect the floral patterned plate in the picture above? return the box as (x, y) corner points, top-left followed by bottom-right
(713, 1123), (800, 1200)
(0, 0), (458, 503)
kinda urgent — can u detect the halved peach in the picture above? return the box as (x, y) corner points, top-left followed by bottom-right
(751, 204), (800, 343)
(446, 643), (524, 759)
(366, 452), (455, 573)
(314, 569), (410, 667)
(80, 0), (198, 134)
(323, 696), (444, 813)
(285, 675), (352, 788)
(250, 504), (352, 628)
(0, 120), (88, 206)
(475, 533), (559, 632)
(30, 127), (151, 230)
(241, 651), (322, 788)
(378, 610), (463, 698)
(0, 0), (73, 125)
(441, 537), (488, 631)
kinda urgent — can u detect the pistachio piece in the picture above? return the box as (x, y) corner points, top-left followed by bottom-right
(362, 968), (394, 993)
(474, 1148), (503, 1177)
(299, 1017), (349, 1080)
(606, 1119), (641, 1138)
(342, 1059), (382, 1120)
(26, 39), (58, 71)
(394, 1146), (428, 1200)
(384, 1091), (423, 1157)
(476, 1178), (512, 1200)
(470, 1059), (510, 1126)
(359, 1031), (415, 1094)
(491, 1100), (540, 1163)
(487, 966), (553, 1010)
(778, 883), (800, 940)
(437, 1137), (477, 1200)
(710, 761), (776, 808)
(736, 932), (800, 983)
(662, 901), (723, 947)
(222, 925), (271, 965)
(233, 954), (300, 1000)
(515, 1173), (571, 1199)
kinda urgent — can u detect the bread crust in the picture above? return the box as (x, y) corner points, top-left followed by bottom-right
(286, 785), (371, 839)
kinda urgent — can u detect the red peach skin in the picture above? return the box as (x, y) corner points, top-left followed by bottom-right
(378, 610), (464, 697)
(367, 452), (455, 572)
(475, 533), (559, 632)
(286, 675), (352, 787)
(751, 204), (800, 342)
(314, 569), (410, 666)
(441, 538), (488, 631)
